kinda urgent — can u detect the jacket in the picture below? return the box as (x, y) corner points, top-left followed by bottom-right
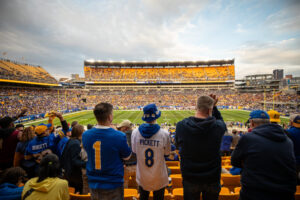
(286, 126), (300, 165)
(175, 107), (226, 184)
(0, 183), (23, 200)
(22, 177), (69, 200)
(60, 138), (86, 178)
(123, 130), (137, 165)
(231, 123), (296, 198)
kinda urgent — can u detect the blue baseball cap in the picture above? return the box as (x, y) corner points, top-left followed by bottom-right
(249, 110), (270, 120)
(142, 104), (161, 122)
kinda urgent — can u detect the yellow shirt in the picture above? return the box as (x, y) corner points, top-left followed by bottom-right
(22, 177), (69, 200)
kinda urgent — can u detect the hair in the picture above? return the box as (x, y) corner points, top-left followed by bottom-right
(21, 127), (36, 142)
(232, 129), (238, 135)
(71, 121), (78, 128)
(0, 116), (14, 129)
(37, 154), (60, 183)
(93, 103), (113, 123)
(250, 118), (270, 126)
(196, 96), (214, 112)
(0, 167), (26, 185)
(71, 124), (84, 138)
(15, 124), (24, 129)
(87, 124), (94, 130)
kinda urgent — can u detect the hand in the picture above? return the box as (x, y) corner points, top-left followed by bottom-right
(209, 94), (218, 107)
(18, 108), (28, 118)
(55, 112), (64, 121)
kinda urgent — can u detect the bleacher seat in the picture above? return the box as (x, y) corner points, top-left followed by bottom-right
(170, 174), (183, 189)
(221, 174), (241, 192)
(166, 161), (180, 167)
(169, 166), (181, 174)
(124, 189), (138, 200)
(69, 193), (91, 200)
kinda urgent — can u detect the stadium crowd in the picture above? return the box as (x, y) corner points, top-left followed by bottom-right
(84, 66), (235, 82)
(1, 87), (299, 119)
(0, 59), (57, 84)
(0, 94), (300, 200)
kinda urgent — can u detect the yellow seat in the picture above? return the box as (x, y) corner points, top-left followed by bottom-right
(234, 187), (241, 194)
(68, 187), (76, 194)
(172, 188), (184, 200)
(69, 193), (91, 200)
(169, 166), (181, 174)
(221, 174), (241, 192)
(220, 187), (230, 194)
(124, 189), (138, 200)
(219, 193), (239, 200)
(170, 174), (182, 188)
(166, 161), (179, 167)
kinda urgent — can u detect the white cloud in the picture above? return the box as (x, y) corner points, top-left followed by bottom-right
(234, 38), (300, 78)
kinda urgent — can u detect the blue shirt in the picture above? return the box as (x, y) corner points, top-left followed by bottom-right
(0, 183), (23, 200)
(82, 126), (131, 189)
(25, 133), (61, 156)
(57, 137), (69, 157)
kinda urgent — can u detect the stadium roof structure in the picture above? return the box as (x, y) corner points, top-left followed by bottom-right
(84, 59), (234, 67)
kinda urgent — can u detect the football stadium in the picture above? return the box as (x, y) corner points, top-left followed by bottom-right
(1, 1), (300, 200)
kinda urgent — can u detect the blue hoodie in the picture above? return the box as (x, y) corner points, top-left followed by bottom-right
(232, 123), (296, 198)
(0, 183), (23, 200)
(138, 123), (160, 138)
(286, 126), (300, 165)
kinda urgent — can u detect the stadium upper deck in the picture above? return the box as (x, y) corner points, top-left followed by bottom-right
(0, 59), (58, 85)
(84, 59), (235, 83)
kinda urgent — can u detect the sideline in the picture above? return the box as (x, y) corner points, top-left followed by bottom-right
(24, 110), (90, 125)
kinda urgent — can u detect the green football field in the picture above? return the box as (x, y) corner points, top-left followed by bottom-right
(24, 109), (289, 126)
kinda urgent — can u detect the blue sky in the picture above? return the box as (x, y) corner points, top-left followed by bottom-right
(0, 0), (299, 79)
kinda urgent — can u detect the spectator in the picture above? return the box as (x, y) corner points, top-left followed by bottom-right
(15, 124), (24, 141)
(220, 131), (232, 156)
(82, 103), (131, 200)
(117, 120), (137, 188)
(13, 127), (36, 178)
(87, 124), (94, 130)
(286, 114), (300, 183)
(175, 94), (226, 200)
(0, 109), (27, 170)
(231, 129), (240, 150)
(231, 110), (296, 200)
(25, 112), (68, 165)
(60, 124), (86, 194)
(21, 154), (69, 200)
(131, 104), (171, 200)
(0, 167), (26, 200)
(14, 127), (35, 167)
(165, 144), (179, 161)
(24, 123), (54, 164)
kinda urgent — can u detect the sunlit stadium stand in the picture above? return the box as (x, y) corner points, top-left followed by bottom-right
(84, 60), (235, 83)
(0, 58), (58, 85)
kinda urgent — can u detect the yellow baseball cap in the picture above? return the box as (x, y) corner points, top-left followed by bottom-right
(35, 123), (52, 136)
(267, 110), (280, 123)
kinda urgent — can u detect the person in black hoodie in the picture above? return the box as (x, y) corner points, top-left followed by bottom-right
(175, 94), (226, 200)
(60, 124), (86, 194)
(231, 110), (296, 200)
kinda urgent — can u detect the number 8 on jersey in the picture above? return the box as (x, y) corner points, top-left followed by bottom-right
(145, 148), (154, 167)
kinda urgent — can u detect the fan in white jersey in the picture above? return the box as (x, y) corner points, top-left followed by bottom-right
(131, 104), (171, 200)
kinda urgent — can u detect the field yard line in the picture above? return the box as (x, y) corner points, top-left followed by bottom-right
(24, 110), (90, 125)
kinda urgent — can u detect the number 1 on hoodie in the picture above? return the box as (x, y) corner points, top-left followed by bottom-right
(93, 141), (101, 170)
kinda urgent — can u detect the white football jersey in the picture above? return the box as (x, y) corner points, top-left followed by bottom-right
(131, 127), (171, 191)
